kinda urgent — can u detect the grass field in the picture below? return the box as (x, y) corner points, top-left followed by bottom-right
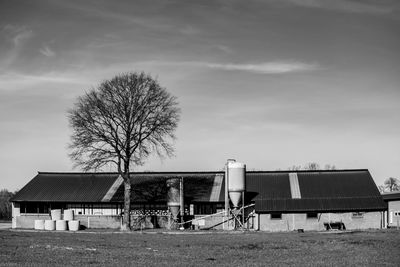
(1, 229), (399, 266)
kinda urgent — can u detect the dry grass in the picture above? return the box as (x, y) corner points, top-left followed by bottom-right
(1, 229), (399, 266)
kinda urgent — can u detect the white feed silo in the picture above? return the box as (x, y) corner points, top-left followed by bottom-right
(227, 161), (246, 208)
(166, 177), (181, 220)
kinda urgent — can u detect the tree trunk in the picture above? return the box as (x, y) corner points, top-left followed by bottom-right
(121, 174), (131, 231)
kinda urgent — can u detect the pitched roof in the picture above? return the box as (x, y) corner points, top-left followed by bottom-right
(110, 172), (224, 202)
(247, 170), (386, 212)
(11, 171), (224, 203)
(11, 172), (120, 202)
(11, 169), (386, 212)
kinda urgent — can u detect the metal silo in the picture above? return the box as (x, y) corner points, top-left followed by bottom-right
(166, 177), (181, 220)
(227, 161), (246, 208)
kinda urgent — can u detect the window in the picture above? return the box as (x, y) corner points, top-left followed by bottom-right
(270, 213), (282, 220)
(352, 212), (364, 218)
(21, 202), (51, 214)
(37, 203), (50, 214)
(194, 203), (218, 215)
(20, 202), (26, 214)
(306, 212), (318, 219)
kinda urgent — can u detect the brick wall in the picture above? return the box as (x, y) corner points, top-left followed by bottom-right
(256, 211), (383, 232)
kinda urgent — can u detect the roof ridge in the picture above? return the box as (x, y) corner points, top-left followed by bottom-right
(38, 169), (368, 175)
(38, 171), (224, 175)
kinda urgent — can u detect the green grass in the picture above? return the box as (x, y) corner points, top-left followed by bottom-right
(1, 229), (399, 266)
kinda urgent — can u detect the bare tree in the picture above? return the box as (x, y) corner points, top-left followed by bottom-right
(68, 72), (180, 230)
(324, 164), (336, 170)
(287, 162), (336, 171)
(304, 162), (320, 170)
(287, 165), (302, 171)
(377, 185), (386, 193)
(384, 177), (399, 192)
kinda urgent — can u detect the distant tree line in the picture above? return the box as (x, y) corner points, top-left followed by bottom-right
(0, 189), (16, 221)
(247, 162), (337, 172)
(286, 162), (336, 171)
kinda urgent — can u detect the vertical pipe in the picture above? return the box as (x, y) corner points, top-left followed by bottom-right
(225, 164), (229, 216)
(180, 177), (184, 224)
(242, 191), (245, 228)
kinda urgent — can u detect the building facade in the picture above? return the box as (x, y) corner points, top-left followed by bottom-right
(382, 192), (400, 228)
(11, 169), (386, 231)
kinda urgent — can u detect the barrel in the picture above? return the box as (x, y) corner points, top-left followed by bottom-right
(56, 220), (67, 231)
(68, 220), (80, 231)
(44, 220), (56, 230)
(64, 209), (74, 221)
(34, 219), (45, 230)
(51, 209), (62, 220)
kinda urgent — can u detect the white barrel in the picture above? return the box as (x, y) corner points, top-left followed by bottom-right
(51, 209), (62, 220)
(56, 220), (67, 231)
(227, 162), (246, 207)
(44, 220), (56, 231)
(34, 220), (45, 230)
(68, 220), (80, 231)
(64, 209), (74, 221)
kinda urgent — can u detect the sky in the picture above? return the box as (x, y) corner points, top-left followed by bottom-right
(0, 0), (399, 191)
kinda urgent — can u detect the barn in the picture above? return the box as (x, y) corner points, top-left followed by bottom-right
(11, 166), (386, 231)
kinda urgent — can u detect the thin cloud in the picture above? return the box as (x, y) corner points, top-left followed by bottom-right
(215, 44), (233, 54)
(3, 24), (33, 47)
(0, 72), (87, 91)
(285, 0), (396, 15)
(3, 25), (34, 46)
(39, 45), (56, 57)
(205, 61), (319, 74)
(1, 25), (34, 71)
(54, 1), (173, 31)
(140, 60), (319, 74)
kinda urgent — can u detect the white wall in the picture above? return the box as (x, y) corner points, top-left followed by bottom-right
(256, 212), (383, 231)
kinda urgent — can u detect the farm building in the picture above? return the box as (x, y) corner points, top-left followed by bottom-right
(11, 166), (386, 231)
(381, 191), (400, 228)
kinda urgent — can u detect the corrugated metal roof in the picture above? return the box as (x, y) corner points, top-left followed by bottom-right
(12, 169), (386, 212)
(11, 172), (119, 202)
(288, 173), (301, 199)
(246, 172), (291, 200)
(247, 170), (386, 212)
(382, 191), (400, 201)
(110, 172), (223, 203)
